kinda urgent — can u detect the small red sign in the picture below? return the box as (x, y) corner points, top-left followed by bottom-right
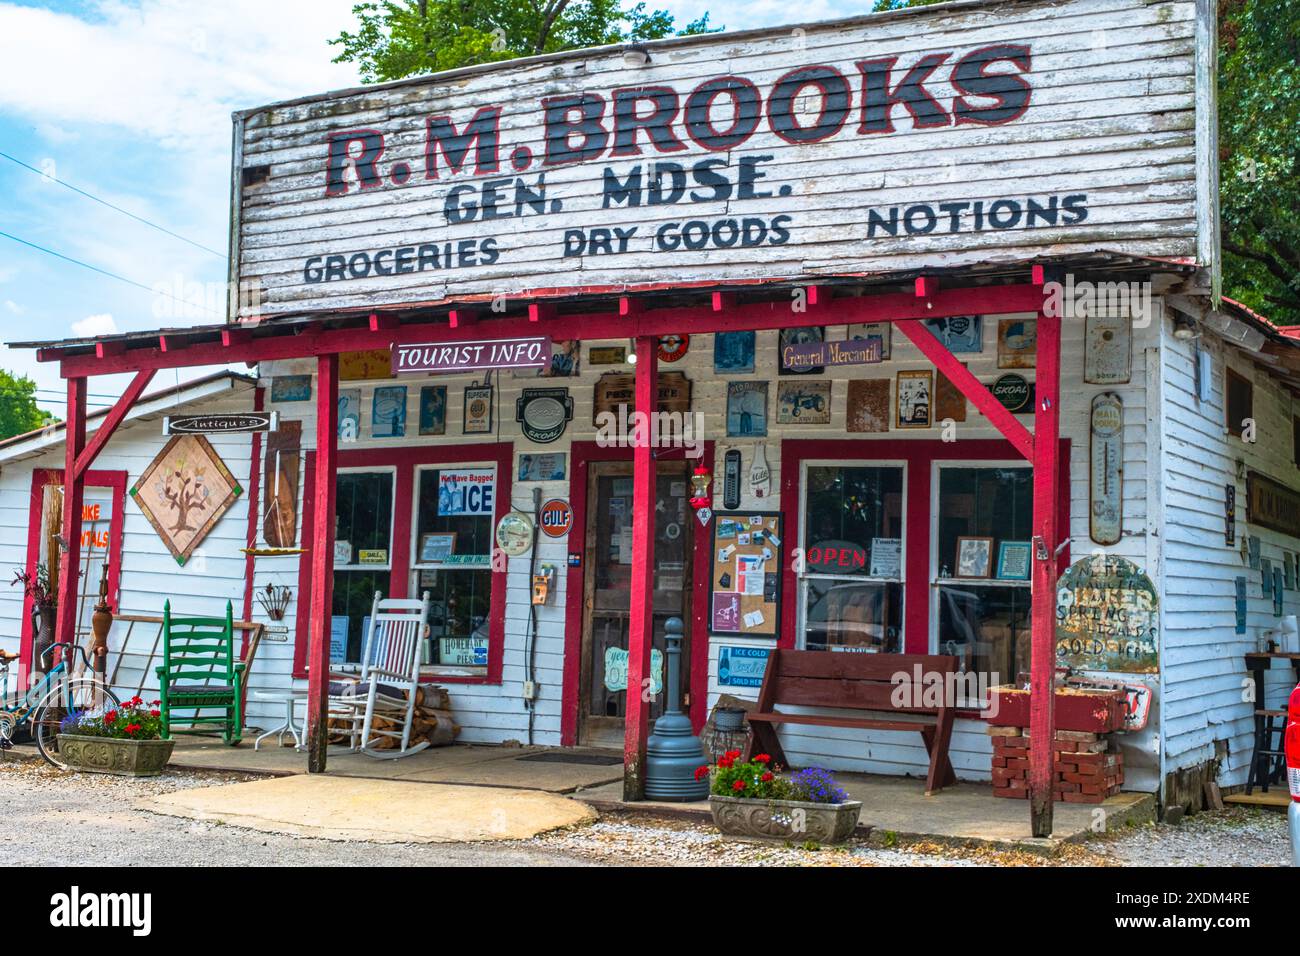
(539, 499), (572, 538)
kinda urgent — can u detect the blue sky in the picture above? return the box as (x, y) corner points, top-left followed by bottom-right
(0, 0), (863, 415)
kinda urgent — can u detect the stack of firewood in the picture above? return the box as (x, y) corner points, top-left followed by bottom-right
(327, 684), (458, 749)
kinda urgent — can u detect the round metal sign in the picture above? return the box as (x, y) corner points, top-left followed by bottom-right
(539, 499), (572, 538)
(516, 388), (573, 443)
(495, 511), (534, 556)
(991, 374), (1032, 413)
(658, 334), (690, 363)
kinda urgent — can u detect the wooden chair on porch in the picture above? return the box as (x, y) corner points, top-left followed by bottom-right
(327, 591), (432, 759)
(156, 600), (243, 745)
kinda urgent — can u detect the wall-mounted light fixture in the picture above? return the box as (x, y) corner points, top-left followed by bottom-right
(623, 43), (651, 67)
(1172, 312), (1199, 340)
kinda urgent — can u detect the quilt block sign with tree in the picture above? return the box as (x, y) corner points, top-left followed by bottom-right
(130, 435), (243, 566)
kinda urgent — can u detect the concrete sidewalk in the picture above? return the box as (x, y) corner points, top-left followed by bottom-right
(161, 738), (1155, 852)
(142, 774), (597, 843)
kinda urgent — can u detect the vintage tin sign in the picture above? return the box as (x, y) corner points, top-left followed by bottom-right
(1089, 392), (1123, 546)
(539, 499), (573, 538)
(1245, 471), (1300, 537)
(1055, 554), (1159, 673)
(516, 388), (574, 443)
(1083, 314), (1132, 384)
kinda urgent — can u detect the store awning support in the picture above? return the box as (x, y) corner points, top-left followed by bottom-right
(306, 353), (339, 773)
(624, 333), (658, 799)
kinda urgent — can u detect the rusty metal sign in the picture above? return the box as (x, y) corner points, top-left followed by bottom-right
(1055, 554), (1158, 673)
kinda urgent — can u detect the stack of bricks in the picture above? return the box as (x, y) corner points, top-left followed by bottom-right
(989, 726), (1123, 803)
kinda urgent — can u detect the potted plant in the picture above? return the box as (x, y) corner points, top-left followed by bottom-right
(704, 751), (863, 843)
(12, 564), (57, 667)
(56, 696), (174, 777)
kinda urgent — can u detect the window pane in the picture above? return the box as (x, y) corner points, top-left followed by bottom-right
(336, 472), (393, 557)
(414, 468), (494, 561)
(803, 578), (903, 652)
(333, 569), (392, 664)
(803, 466), (904, 576)
(413, 468), (496, 669)
(936, 584), (1032, 686)
(936, 467), (1031, 579)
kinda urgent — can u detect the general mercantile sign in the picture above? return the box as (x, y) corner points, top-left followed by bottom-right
(230, 0), (1217, 319)
(1245, 470), (1300, 538)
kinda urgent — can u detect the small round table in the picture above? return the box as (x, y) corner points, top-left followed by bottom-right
(251, 689), (308, 751)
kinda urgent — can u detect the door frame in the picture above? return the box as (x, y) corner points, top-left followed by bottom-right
(562, 440), (714, 745)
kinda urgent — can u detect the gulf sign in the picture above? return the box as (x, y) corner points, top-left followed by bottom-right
(540, 499), (573, 538)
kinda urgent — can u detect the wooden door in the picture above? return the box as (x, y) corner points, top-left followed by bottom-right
(579, 461), (692, 749)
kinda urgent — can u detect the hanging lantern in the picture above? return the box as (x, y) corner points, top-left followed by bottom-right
(689, 464), (712, 511)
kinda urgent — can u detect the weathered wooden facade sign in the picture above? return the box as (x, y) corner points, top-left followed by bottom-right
(1245, 470), (1300, 538)
(1055, 554), (1158, 673)
(130, 435), (244, 566)
(591, 371), (691, 425)
(163, 412), (277, 435)
(230, 0), (1216, 318)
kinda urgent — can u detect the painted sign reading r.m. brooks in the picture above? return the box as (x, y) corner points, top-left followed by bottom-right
(1055, 554), (1159, 673)
(232, 0), (1214, 318)
(1245, 471), (1300, 538)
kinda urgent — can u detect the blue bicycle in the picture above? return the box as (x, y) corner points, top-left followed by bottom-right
(0, 642), (119, 768)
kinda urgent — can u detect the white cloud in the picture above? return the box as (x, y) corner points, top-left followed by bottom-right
(72, 313), (118, 337)
(3, 300), (22, 315)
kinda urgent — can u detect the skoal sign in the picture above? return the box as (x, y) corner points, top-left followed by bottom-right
(231, 0), (1215, 318)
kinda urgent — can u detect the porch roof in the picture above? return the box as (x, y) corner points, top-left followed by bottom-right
(8, 251), (1195, 366)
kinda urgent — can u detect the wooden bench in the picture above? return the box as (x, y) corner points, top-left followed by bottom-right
(743, 649), (959, 794)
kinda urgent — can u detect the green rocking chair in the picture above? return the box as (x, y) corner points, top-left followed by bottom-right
(156, 600), (244, 745)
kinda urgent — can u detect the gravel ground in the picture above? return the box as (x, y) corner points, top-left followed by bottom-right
(0, 754), (1289, 867)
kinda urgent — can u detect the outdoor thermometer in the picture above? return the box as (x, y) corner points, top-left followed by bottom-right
(1089, 392), (1123, 545)
(723, 449), (742, 510)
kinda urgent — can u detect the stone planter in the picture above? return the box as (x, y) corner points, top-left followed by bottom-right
(710, 794), (863, 844)
(56, 735), (174, 777)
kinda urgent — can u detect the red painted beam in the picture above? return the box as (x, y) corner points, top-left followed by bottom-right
(53, 285), (1047, 378)
(368, 312), (398, 332)
(1028, 309), (1061, 838)
(528, 302), (556, 322)
(221, 328), (251, 348)
(624, 333), (658, 801)
(711, 291), (736, 311)
(619, 296), (646, 317)
(306, 354), (339, 774)
(73, 369), (156, 480)
(95, 341), (125, 359)
(448, 308), (476, 329)
(894, 320), (1034, 460)
(53, 377), (87, 663)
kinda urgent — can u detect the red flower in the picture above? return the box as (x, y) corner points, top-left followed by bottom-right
(125, 723), (141, 735)
(694, 766), (709, 781)
(761, 771), (773, 782)
(753, 753), (771, 764)
(724, 750), (741, 760)
(150, 709), (160, 717)
(104, 710), (117, 724)
(718, 756), (735, 769)
(732, 779), (746, 792)
(130, 696), (143, 706)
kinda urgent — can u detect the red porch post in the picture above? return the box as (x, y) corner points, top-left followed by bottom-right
(623, 335), (658, 800)
(306, 354), (339, 773)
(53, 377), (87, 670)
(1029, 308), (1061, 837)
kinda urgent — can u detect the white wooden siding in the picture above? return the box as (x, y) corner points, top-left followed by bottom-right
(1159, 324), (1300, 789)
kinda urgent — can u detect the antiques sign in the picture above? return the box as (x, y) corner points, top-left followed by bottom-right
(164, 412), (277, 435)
(1055, 554), (1158, 673)
(393, 336), (551, 374)
(1245, 471), (1300, 538)
(232, 0), (1214, 319)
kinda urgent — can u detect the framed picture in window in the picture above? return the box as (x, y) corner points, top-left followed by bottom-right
(419, 532), (457, 563)
(955, 536), (994, 578)
(996, 541), (1032, 580)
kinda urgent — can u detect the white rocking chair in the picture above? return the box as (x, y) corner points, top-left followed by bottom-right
(327, 591), (432, 759)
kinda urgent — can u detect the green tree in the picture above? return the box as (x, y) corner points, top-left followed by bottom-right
(0, 370), (52, 440)
(331, 0), (719, 82)
(1219, 0), (1300, 323)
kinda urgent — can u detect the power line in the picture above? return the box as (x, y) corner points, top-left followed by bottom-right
(0, 150), (227, 259)
(0, 230), (223, 318)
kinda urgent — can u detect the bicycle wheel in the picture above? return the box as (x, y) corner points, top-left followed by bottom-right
(31, 678), (120, 769)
